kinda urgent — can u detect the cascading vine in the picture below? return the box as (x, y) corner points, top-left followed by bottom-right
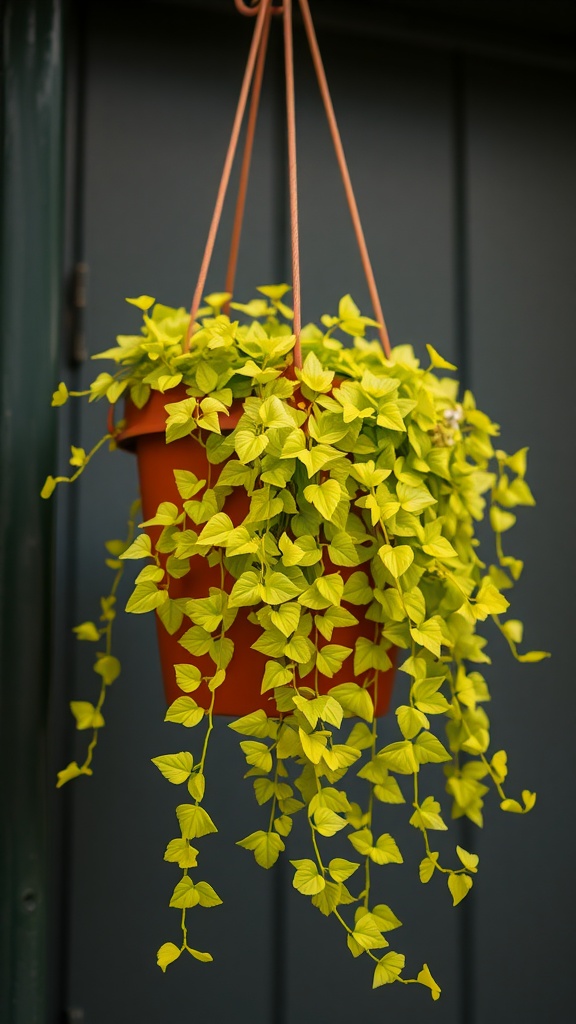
(46, 289), (548, 998)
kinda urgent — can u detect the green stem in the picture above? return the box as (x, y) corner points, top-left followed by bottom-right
(46, 431), (113, 493)
(267, 754), (280, 832)
(310, 821), (326, 874)
(197, 690), (216, 785)
(76, 502), (138, 775)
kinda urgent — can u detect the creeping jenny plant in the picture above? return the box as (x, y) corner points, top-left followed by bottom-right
(44, 286), (548, 998)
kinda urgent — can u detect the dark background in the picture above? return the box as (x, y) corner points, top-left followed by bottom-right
(1, 1), (575, 1022)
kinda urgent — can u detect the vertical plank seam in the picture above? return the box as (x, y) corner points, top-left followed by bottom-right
(452, 49), (476, 1024)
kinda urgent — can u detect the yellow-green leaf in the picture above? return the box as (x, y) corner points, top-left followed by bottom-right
(157, 942), (181, 972)
(174, 664), (202, 692)
(304, 480), (342, 521)
(370, 833), (403, 865)
(72, 621), (100, 642)
(56, 761), (92, 788)
(517, 650), (550, 663)
(235, 430), (269, 464)
(378, 544), (414, 578)
(126, 294), (155, 310)
(410, 618), (443, 658)
(51, 381), (69, 406)
(316, 644), (351, 679)
(410, 796), (447, 831)
(188, 948), (214, 963)
(228, 571), (262, 608)
(169, 876), (200, 909)
(119, 534), (152, 560)
(374, 776), (405, 804)
(372, 951), (405, 988)
(329, 682), (374, 723)
(298, 728), (327, 764)
(456, 846), (479, 872)
(419, 853), (439, 883)
(291, 859), (326, 895)
(176, 804), (217, 839)
(522, 789), (537, 811)
(500, 798), (523, 814)
(313, 807), (347, 837)
(423, 536), (458, 559)
(165, 697), (205, 728)
(414, 731), (451, 764)
(351, 913), (389, 953)
(188, 772), (206, 802)
(239, 740), (273, 773)
(417, 963), (442, 1001)
(474, 580), (510, 618)
(195, 881), (223, 907)
(125, 581), (168, 614)
(261, 661), (293, 694)
(448, 871), (473, 906)
(328, 858), (360, 883)
(94, 654), (121, 685)
(347, 828), (373, 856)
(41, 476), (57, 499)
(164, 838), (199, 869)
(378, 740), (419, 775)
(426, 343), (456, 370)
(197, 513), (233, 547)
(372, 904), (402, 932)
(228, 709), (271, 738)
(238, 830), (285, 868)
(300, 351), (335, 393)
(70, 701), (104, 731)
(151, 752), (193, 785)
(490, 506), (516, 533)
(395, 705), (429, 740)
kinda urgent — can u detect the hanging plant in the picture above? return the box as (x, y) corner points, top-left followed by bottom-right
(43, 0), (548, 1001)
(43, 285), (547, 996)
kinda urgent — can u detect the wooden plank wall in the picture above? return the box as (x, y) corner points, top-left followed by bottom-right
(56, 3), (574, 1022)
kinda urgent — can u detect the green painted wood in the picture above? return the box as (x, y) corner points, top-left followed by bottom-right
(466, 57), (576, 1024)
(0, 1), (65, 1021)
(285, 31), (462, 1024)
(64, 6), (279, 1021)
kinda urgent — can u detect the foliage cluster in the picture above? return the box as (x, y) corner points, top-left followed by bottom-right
(44, 286), (547, 998)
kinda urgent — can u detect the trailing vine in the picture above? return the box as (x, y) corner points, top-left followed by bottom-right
(46, 287), (548, 998)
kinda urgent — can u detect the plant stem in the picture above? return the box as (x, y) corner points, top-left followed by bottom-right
(77, 502), (138, 775)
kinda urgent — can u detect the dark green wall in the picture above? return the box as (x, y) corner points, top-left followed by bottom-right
(0, 2), (64, 1023)
(1, 2), (574, 1022)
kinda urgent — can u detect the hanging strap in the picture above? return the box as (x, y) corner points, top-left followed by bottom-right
(297, 0), (391, 356)
(225, 0), (302, 372)
(283, 0), (302, 367)
(224, 4), (273, 305)
(186, 0), (391, 363)
(184, 0), (273, 349)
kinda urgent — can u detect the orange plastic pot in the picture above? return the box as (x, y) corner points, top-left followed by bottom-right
(116, 386), (395, 717)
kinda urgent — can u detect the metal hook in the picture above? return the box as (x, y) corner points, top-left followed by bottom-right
(234, 0), (284, 16)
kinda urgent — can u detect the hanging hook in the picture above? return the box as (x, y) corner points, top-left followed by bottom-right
(234, 0), (284, 15)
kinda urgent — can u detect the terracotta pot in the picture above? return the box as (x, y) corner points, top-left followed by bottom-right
(115, 386), (395, 717)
